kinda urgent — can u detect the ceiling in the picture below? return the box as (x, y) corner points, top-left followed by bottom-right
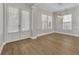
(29, 3), (79, 12)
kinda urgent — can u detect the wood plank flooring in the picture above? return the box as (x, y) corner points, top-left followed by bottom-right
(1, 33), (79, 55)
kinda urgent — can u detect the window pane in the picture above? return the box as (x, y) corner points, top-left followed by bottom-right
(8, 7), (19, 33)
(48, 16), (52, 29)
(63, 14), (72, 30)
(63, 14), (72, 22)
(41, 14), (47, 30)
(57, 16), (63, 20)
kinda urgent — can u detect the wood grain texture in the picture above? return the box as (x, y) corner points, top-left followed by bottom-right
(1, 33), (79, 55)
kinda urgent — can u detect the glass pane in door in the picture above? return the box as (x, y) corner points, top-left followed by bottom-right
(7, 6), (19, 42)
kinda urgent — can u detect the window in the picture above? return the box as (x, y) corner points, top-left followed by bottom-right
(8, 7), (19, 33)
(41, 14), (47, 30)
(63, 14), (72, 30)
(41, 14), (53, 30)
(57, 16), (63, 20)
(48, 16), (52, 29)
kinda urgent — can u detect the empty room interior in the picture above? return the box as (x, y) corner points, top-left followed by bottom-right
(0, 3), (79, 55)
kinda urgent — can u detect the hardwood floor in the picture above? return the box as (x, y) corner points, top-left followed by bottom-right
(1, 33), (79, 55)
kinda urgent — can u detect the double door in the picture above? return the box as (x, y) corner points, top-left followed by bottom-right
(6, 5), (31, 42)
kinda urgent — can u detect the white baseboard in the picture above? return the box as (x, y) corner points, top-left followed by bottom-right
(37, 31), (54, 37)
(0, 42), (6, 54)
(31, 31), (54, 39)
(54, 31), (79, 37)
(1, 31), (78, 54)
(31, 36), (37, 39)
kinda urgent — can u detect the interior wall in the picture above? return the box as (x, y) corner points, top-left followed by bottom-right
(32, 6), (54, 37)
(6, 3), (55, 40)
(54, 6), (79, 35)
(0, 3), (79, 46)
(0, 3), (3, 46)
(0, 3), (54, 44)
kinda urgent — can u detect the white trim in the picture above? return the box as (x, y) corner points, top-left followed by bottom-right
(54, 31), (79, 37)
(0, 42), (6, 54)
(31, 31), (54, 39)
(31, 36), (37, 39)
(1, 31), (79, 54)
(38, 31), (54, 37)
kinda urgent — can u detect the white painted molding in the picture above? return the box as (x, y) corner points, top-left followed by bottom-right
(0, 42), (6, 54)
(1, 31), (79, 54)
(31, 31), (54, 39)
(31, 36), (37, 39)
(54, 31), (79, 37)
(37, 31), (54, 37)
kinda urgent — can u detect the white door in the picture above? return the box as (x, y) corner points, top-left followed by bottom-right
(7, 6), (20, 42)
(20, 9), (31, 39)
(5, 5), (31, 42)
(41, 14), (48, 32)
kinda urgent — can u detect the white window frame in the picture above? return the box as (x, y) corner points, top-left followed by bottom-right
(41, 14), (48, 30)
(48, 15), (52, 29)
(41, 14), (53, 30)
(63, 14), (72, 30)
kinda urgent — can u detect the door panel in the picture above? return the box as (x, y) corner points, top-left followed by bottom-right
(41, 14), (48, 32)
(6, 5), (31, 42)
(7, 6), (20, 42)
(20, 10), (30, 39)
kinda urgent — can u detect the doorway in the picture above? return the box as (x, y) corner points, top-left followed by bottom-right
(5, 4), (31, 43)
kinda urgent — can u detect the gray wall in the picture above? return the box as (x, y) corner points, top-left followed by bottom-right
(0, 3), (3, 46)
(32, 6), (54, 37)
(54, 6), (79, 35)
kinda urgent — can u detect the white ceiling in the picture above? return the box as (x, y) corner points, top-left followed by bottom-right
(31, 3), (79, 12)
